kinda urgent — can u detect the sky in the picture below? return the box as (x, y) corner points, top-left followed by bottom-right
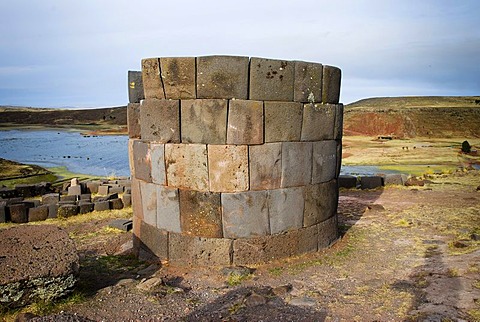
(0, 0), (478, 108)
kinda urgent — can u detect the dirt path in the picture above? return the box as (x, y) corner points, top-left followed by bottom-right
(5, 171), (480, 322)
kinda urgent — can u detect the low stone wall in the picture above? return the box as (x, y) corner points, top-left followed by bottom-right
(128, 55), (343, 265)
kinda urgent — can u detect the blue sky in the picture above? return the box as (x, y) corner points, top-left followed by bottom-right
(0, 0), (478, 108)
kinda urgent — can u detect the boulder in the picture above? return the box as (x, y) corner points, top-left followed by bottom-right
(0, 225), (79, 309)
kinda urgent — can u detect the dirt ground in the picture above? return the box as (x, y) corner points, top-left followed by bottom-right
(3, 170), (478, 322)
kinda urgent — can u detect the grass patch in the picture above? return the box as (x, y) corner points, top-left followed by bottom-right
(225, 273), (253, 287)
(268, 267), (284, 276)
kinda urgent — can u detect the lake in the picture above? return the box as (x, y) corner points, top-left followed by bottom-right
(0, 129), (130, 177)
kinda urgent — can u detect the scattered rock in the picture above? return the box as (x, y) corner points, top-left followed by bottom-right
(136, 277), (163, 291)
(244, 292), (267, 306)
(0, 225), (79, 309)
(272, 284), (293, 296)
(366, 204), (385, 212)
(405, 177), (425, 187)
(108, 219), (133, 232)
(137, 264), (161, 276)
(221, 266), (255, 277)
(289, 296), (317, 307)
(452, 240), (469, 248)
(471, 233), (480, 241)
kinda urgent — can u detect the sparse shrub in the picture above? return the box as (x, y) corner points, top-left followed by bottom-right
(461, 140), (471, 153)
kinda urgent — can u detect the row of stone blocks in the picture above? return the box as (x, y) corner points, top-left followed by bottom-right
(0, 192), (130, 224)
(339, 174), (409, 189)
(130, 139), (342, 193)
(127, 99), (343, 145)
(128, 56), (341, 104)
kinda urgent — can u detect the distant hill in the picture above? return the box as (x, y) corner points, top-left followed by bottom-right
(0, 105), (127, 133)
(344, 96), (480, 138)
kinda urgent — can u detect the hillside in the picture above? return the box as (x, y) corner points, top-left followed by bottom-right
(344, 96), (480, 138)
(0, 105), (127, 133)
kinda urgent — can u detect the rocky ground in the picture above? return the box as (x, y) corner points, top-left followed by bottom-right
(2, 170), (479, 322)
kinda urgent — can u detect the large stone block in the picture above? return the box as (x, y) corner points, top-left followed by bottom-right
(383, 173), (408, 186)
(78, 201), (94, 214)
(360, 176), (384, 190)
(322, 65), (341, 104)
(301, 103), (336, 141)
(179, 190), (222, 238)
(336, 140), (342, 178)
(165, 144), (209, 191)
(221, 191), (269, 238)
(42, 193), (60, 205)
(318, 215), (338, 249)
(140, 99), (180, 143)
(249, 143), (282, 190)
(0, 201), (6, 223)
(156, 186), (181, 233)
(67, 185), (81, 196)
(303, 180), (338, 227)
(294, 61), (323, 103)
(28, 205), (49, 222)
(268, 187), (304, 234)
(281, 142), (313, 188)
(180, 99), (227, 144)
(140, 181), (157, 227)
(249, 57), (294, 101)
(338, 175), (357, 189)
(9, 203), (28, 223)
(133, 140), (151, 182)
(226, 99), (264, 145)
(94, 201), (110, 212)
(208, 145), (249, 192)
(197, 55), (249, 99)
(160, 57), (196, 99)
(139, 221), (168, 262)
(264, 101), (303, 142)
(169, 233), (232, 266)
(233, 225), (318, 265)
(312, 140), (337, 184)
(334, 104), (344, 140)
(141, 58), (165, 99)
(150, 143), (166, 185)
(131, 178), (143, 220)
(127, 103), (141, 139)
(57, 205), (78, 218)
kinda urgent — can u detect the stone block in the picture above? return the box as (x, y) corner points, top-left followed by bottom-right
(301, 103), (336, 141)
(127, 103), (141, 139)
(28, 205), (49, 222)
(360, 176), (384, 190)
(70, 178), (79, 186)
(180, 99), (227, 144)
(383, 173), (408, 186)
(322, 65), (341, 104)
(68, 185), (81, 196)
(169, 233), (232, 266)
(226, 99), (264, 145)
(160, 57), (196, 99)
(264, 101), (303, 142)
(208, 145), (249, 192)
(233, 225), (318, 265)
(338, 175), (357, 189)
(141, 57), (165, 99)
(109, 186), (124, 194)
(97, 185), (110, 195)
(110, 198), (124, 210)
(294, 61), (323, 103)
(179, 190), (222, 238)
(122, 194), (132, 207)
(304, 180), (338, 227)
(312, 140), (337, 184)
(156, 186), (181, 233)
(42, 193), (60, 205)
(47, 204), (58, 218)
(86, 181), (100, 194)
(60, 195), (77, 203)
(249, 57), (294, 101)
(79, 194), (91, 201)
(94, 201), (110, 212)
(9, 203), (28, 223)
(221, 191), (269, 238)
(140, 99), (180, 143)
(318, 215), (338, 249)
(165, 144), (209, 191)
(196, 55), (249, 99)
(336, 141), (342, 178)
(139, 221), (168, 261)
(104, 193), (119, 201)
(334, 104), (344, 140)
(132, 140), (151, 182)
(57, 205), (78, 218)
(281, 142), (312, 188)
(128, 70), (144, 103)
(128, 139), (136, 177)
(109, 219), (133, 232)
(150, 143), (166, 185)
(140, 181), (157, 227)
(78, 202), (94, 214)
(131, 178), (143, 220)
(268, 187), (304, 234)
(58, 200), (76, 206)
(0, 202), (6, 223)
(249, 143), (282, 190)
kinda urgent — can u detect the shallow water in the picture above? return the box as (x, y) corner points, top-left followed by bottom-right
(0, 129), (129, 177)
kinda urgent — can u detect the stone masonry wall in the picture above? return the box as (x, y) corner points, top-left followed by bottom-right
(127, 56), (343, 266)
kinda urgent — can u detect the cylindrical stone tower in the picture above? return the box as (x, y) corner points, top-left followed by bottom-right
(127, 56), (343, 266)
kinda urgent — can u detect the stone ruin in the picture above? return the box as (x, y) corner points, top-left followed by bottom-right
(127, 56), (343, 266)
